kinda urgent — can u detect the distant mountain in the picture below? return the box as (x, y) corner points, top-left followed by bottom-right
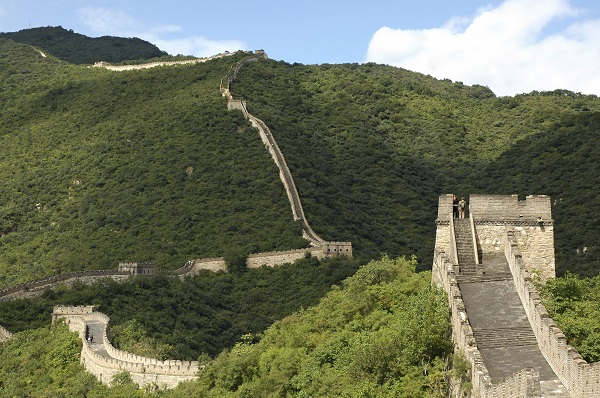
(0, 26), (168, 64)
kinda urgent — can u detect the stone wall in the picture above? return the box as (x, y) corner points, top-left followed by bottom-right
(54, 306), (198, 389)
(0, 324), (12, 342)
(432, 250), (541, 397)
(435, 194), (458, 264)
(182, 244), (353, 274)
(0, 271), (131, 301)
(189, 257), (227, 273)
(93, 51), (235, 71)
(118, 262), (156, 276)
(469, 194), (552, 223)
(435, 193), (598, 396)
(221, 52), (330, 247)
(505, 234), (600, 398)
(509, 224), (555, 282)
(247, 248), (321, 268)
(433, 194), (558, 397)
(469, 194), (555, 281)
(321, 242), (353, 257)
(436, 193), (455, 222)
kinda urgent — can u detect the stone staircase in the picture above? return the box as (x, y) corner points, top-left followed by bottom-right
(457, 272), (513, 283)
(458, 264), (571, 397)
(472, 326), (537, 349)
(454, 218), (478, 276)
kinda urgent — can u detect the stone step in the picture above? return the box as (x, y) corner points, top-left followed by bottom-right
(473, 327), (537, 349)
(457, 252), (475, 260)
(457, 273), (512, 283)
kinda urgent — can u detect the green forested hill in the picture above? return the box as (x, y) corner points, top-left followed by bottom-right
(0, 41), (306, 287)
(473, 108), (600, 276)
(1, 38), (599, 286)
(0, 257), (453, 397)
(1, 29), (600, 396)
(230, 60), (600, 275)
(0, 26), (167, 64)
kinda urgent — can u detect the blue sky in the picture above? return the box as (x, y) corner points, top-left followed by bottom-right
(1, 0), (600, 96)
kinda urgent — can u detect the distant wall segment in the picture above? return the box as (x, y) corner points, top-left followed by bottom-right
(92, 51), (235, 71)
(0, 270), (131, 302)
(221, 52), (351, 254)
(53, 306), (199, 389)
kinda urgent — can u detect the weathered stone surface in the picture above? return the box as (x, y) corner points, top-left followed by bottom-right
(433, 194), (582, 398)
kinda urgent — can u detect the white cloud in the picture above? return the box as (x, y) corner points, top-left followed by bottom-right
(79, 7), (139, 35)
(146, 36), (247, 57)
(366, 0), (600, 96)
(79, 6), (246, 57)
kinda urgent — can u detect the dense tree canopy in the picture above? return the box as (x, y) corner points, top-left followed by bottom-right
(231, 60), (600, 275)
(1, 29), (600, 396)
(0, 257), (454, 397)
(0, 26), (168, 64)
(539, 272), (600, 362)
(0, 43), (307, 287)
(0, 256), (361, 360)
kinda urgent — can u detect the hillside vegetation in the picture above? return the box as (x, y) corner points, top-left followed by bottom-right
(0, 41), (306, 288)
(231, 60), (600, 275)
(1, 29), (600, 396)
(0, 256), (361, 360)
(1, 36), (599, 285)
(0, 257), (454, 397)
(0, 26), (167, 64)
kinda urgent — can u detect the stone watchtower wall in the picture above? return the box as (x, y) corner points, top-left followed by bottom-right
(434, 194), (600, 397)
(505, 235), (600, 398)
(469, 194), (555, 281)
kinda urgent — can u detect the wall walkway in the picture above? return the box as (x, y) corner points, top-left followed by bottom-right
(0, 50), (352, 389)
(53, 306), (198, 389)
(434, 194), (600, 398)
(220, 52), (329, 247)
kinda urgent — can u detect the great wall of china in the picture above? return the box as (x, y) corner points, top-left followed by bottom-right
(433, 194), (600, 397)
(0, 50), (351, 389)
(1, 50), (598, 396)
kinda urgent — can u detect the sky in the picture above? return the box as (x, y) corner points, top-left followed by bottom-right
(1, 0), (600, 96)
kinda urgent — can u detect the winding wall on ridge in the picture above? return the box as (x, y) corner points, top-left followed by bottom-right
(53, 306), (198, 389)
(0, 50), (352, 389)
(220, 52), (332, 247)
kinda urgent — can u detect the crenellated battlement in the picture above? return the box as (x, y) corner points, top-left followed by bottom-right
(53, 306), (199, 389)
